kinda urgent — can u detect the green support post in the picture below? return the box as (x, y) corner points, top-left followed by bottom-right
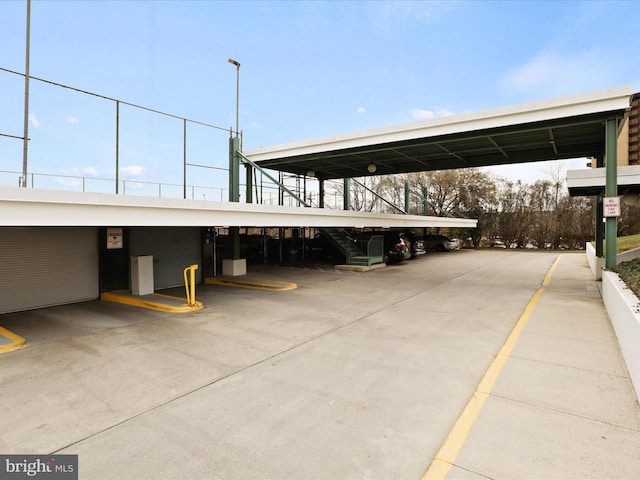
(595, 196), (604, 257)
(245, 164), (253, 204)
(595, 155), (604, 258)
(319, 179), (325, 208)
(343, 178), (351, 211)
(404, 179), (410, 214)
(228, 135), (241, 259)
(229, 136), (240, 202)
(605, 117), (618, 270)
(422, 186), (428, 216)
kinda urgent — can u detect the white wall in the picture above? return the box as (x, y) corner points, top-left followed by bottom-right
(602, 271), (640, 400)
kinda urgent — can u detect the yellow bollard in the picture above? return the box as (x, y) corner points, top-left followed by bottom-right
(183, 264), (199, 307)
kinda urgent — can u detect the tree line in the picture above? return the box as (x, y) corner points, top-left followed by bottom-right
(345, 167), (640, 249)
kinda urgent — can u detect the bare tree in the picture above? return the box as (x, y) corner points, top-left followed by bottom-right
(495, 179), (530, 247)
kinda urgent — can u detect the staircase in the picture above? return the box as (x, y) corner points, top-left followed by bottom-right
(320, 228), (384, 266)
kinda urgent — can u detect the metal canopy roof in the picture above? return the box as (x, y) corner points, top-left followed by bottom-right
(245, 86), (634, 180)
(567, 165), (640, 196)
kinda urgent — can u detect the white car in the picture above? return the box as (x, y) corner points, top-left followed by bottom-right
(423, 234), (460, 251)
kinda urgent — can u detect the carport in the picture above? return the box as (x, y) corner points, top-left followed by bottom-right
(243, 85), (635, 270)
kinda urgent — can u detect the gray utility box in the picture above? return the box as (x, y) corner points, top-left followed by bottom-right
(131, 255), (154, 296)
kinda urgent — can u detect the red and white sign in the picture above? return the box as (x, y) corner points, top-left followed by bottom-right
(603, 196), (621, 217)
(107, 228), (123, 249)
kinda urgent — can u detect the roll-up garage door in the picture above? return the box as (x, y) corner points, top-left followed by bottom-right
(0, 227), (99, 314)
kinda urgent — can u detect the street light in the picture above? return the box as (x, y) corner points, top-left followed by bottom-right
(228, 58), (240, 137)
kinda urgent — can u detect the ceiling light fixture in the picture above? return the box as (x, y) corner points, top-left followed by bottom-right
(367, 163), (377, 174)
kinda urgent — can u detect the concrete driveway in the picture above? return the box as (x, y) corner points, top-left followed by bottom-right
(1, 250), (639, 479)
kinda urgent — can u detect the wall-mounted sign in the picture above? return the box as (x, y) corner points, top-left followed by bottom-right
(603, 196), (621, 218)
(107, 228), (123, 249)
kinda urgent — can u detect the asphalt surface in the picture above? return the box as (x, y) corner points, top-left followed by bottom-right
(1, 250), (639, 479)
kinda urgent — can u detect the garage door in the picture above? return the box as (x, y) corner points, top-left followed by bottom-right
(0, 227), (99, 314)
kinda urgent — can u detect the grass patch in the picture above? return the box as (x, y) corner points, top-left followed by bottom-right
(615, 258), (640, 299)
(591, 233), (640, 253)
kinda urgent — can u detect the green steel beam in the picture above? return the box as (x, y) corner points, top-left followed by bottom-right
(245, 164), (253, 203)
(353, 178), (406, 214)
(595, 155), (604, 258)
(422, 186), (428, 216)
(237, 151), (309, 207)
(229, 136), (240, 202)
(228, 135), (241, 259)
(404, 179), (410, 214)
(605, 117), (618, 270)
(595, 196), (604, 257)
(343, 178), (351, 211)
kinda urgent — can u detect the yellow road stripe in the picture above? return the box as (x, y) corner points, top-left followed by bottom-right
(0, 325), (27, 354)
(421, 254), (562, 479)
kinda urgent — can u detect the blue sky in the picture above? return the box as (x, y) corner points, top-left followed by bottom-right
(1, 0), (639, 194)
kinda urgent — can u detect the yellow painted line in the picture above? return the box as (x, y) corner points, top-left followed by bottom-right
(204, 277), (297, 291)
(100, 292), (203, 313)
(422, 254), (563, 480)
(0, 325), (27, 354)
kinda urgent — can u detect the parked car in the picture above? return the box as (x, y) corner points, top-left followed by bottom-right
(404, 231), (426, 258)
(423, 234), (460, 252)
(363, 230), (412, 263)
(491, 239), (507, 249)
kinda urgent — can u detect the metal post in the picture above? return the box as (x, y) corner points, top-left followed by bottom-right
(595, 196), (604, 257)
(404, 179), (410, 214)
(21, 0), (31, 187)
(605, 117), (618, 270)
(595, 155), (604, 257)
(228, 58), (240, 137)
(246, 164), (253, 203)
(422, 186), (428, 216)
(183, 118), (187, 199)
(319, 179), (325, 208)
(228, 135), (240, 202)
(115, 101), (120, 194)
(343, 178), (351, 211)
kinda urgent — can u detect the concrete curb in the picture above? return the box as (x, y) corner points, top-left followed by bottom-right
(204, 277), (297, 290)
(100, 292), (204, 313)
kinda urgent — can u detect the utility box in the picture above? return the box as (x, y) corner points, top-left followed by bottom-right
(131, 255), (154, 295)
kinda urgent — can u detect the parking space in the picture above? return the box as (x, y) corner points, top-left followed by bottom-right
(1, 250), (639, 479)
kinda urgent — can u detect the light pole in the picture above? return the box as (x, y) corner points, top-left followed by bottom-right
(21, 0), (32, 187)
(228, 58), (240, 137)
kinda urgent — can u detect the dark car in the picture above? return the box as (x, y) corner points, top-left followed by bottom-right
(404, 232), (426, 258)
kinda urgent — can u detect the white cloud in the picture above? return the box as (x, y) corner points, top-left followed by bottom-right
(66, 116), (79, 124)
(120, 165), (146, 177)
(501, 49), (620, 96)
(357, 106), (367, 113)
(412, 109), (435, 120)
(29, 113), (40, 128)
(411, 107), (453, 120)
(250, 121), (262, 128)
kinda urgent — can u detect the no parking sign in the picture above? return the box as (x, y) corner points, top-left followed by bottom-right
(603, 197), (621, 217)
